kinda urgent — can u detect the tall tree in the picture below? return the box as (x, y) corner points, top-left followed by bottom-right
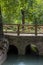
(0, 6), (3, 39)
(1, 0), (43, 25)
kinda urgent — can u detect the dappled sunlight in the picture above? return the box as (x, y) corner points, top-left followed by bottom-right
(25, 44), (39, 56)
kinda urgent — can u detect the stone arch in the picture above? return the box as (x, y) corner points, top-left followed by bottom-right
(35, 42), (43, 55)
(25, 44), (39, 56)
(7, 45), (18, 55)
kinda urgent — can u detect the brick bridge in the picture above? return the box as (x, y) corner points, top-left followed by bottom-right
(4, 33), (43, 55)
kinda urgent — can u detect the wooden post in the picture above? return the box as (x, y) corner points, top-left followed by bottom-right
(17, 24), (20, 36)
(35, 18), (37, 36)
(5, 25), (7, 33)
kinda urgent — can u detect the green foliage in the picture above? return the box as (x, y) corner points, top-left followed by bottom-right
(0, 0), (43, 24)
(31, 44), (37, 52)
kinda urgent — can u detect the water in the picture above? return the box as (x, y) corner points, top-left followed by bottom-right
(2, 54), (43, 65)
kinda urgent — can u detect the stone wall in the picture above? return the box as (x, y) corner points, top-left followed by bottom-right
(5, 35), (43, 55)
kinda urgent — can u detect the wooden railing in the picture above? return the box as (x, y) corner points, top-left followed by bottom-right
(3, 24), (43, 36)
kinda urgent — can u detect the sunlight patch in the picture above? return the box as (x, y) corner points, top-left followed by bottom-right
(18, 62), (25, 65)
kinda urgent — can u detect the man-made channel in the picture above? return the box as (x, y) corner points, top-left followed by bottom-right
(2, 44), (43, 65)
(2, 54), (43, 65)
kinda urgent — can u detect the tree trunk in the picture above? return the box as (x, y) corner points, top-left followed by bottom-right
(0, 6), (3, 39)
(21, 10), (25, 31)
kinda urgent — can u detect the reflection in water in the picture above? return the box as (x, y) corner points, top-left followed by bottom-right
(18, 62), (25, 65)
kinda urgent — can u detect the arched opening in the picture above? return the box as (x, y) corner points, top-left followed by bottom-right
(25, 44), (39, 56)
(7, 45), (18, 55)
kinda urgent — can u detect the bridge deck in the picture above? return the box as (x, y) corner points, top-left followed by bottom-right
(4, 33), (43, 36)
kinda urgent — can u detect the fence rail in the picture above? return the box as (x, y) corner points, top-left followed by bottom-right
(3, 24), (43, 36)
